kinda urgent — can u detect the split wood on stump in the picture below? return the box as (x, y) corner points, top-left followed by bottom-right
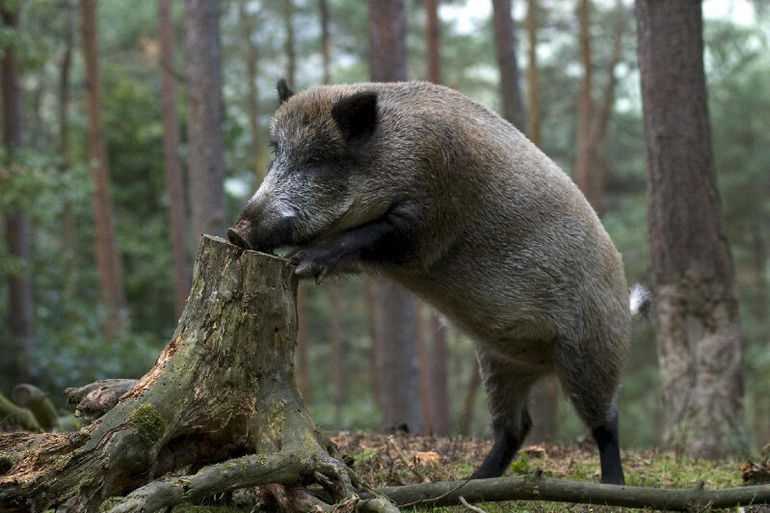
(0, 236), (393, 513)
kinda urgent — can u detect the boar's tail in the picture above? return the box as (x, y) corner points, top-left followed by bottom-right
(629, 283), (652, 318)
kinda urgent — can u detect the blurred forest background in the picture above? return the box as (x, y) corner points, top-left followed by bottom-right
(0, 0), (767, 457)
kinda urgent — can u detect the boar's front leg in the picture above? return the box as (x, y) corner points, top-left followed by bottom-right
(291, 203), (418, 280)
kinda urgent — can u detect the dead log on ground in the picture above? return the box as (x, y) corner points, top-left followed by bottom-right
(377, 474), (770, 511)
(0, 236), (394, 513)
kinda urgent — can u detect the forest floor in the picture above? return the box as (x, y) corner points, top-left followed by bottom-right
(170, 431), (769, 513)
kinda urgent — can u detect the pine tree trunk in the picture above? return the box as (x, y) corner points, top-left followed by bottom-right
(0, 237), (367, 513)
(238, 0), (263, 177)
(184, 0), (226, 239)
(491, 0), (526, 129)
(368, 0), (423, 434)
(319, 0), (331, 84)
(2, 2), (34, 385)
(425, 0), (441, 84)
(525, 0), (540, 146)
(574, 0), (594, 207)
(159, 0), (191, 316)
(328, 284), (347, 427)
(636, 0), (747, 458)
(460, 362), (481, 436)
(80, 0), (127, 339)
(59, 0), (77, 278)
(283, 0), (296, 87)
(429, 312), (450, 436)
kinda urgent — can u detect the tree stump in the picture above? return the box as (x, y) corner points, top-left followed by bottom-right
(0, 236), (382, 513)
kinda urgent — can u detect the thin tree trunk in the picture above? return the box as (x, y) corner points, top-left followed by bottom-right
(59, 0), (77, 270)
(429, 312), (450, 436)
(425, 0), (441, 84)
(2, 2), (34, 384)
(750, 222), (769, 447)
(417, 305), (434, 435)
(491, 0), (527, 129)
(525, 0), (540, 146)
(366, 278), (383, 411)
(460, 362), (481, 436)
(80, 0), (127, 339)
(238, 0), (263, 178)
(159, 0), (191, 316)
(328, 284), (347, 426)
(574, 0), (625, 216)
(522, 0), (559, 443)
(283, 0), (296, 87)
(184, 0), (226, 239)
(636, 0), (747, 458)
(574, 0), (594, 207)
(319, 0), (331, 84)
(423, 0), (450, 437)
(368, 0), (423, 434)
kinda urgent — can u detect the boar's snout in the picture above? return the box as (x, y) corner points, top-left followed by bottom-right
(227, 209), (298, 252)
(227, 219), (255, 249)
(227, 225), (252, 249)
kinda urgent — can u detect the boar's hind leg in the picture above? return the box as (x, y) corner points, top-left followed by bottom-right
(555, 342), (625, 485)
(471, 353), (539, 479)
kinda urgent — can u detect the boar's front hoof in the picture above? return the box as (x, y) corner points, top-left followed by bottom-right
(291, 247), (340, 283)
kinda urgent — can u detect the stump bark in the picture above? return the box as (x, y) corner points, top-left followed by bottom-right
(0, 236), (365, 513)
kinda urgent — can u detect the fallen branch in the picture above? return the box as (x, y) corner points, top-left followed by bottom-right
(377, 474), (770, 511)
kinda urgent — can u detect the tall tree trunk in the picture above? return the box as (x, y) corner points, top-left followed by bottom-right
(574, 0), (625, 216)
(368, 0), (423, 434)
(59, 0), (77, 273)
(184, 0), (226, 240)
(750, 222), (769, 447)
(429, 312), (450, 436)
(574, 0), (594, 207)
(159, 0), (191, 316)
(460, 362), (482, 436)
(636, 0), (747, 458)
(238, 0), (263, 178)
(2, 2), (34, 384)
(491, 0), (527, 129)
(416, 306), (434, 435)
(525, 0), (540, 146)
(328, 284), (347, 426)
(283, 0), (296, 87)
(523, 0), (559, 444)
(366, 278), (383, 411)
(80, 0), (127, 339)
(319, 0), (331, 84)
(423, 0), (450, 436)
(425, 0), (441, 84)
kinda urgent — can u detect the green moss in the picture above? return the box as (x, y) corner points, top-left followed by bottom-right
(128, 403), (166, 445)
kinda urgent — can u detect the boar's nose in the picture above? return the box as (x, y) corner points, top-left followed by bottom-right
(227, 220), (253, 249)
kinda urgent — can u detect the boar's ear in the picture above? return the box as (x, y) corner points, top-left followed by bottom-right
(277, 78), (294, 105)
(331, 91), (378, 142)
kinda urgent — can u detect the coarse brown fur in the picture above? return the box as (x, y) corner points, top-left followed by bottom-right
(229, 81), (631, 484)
